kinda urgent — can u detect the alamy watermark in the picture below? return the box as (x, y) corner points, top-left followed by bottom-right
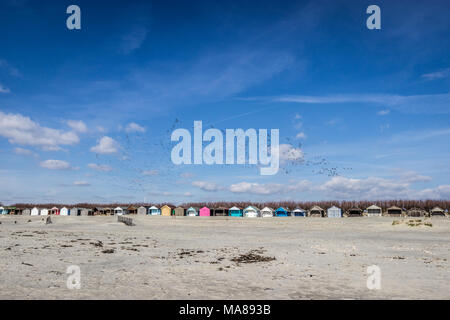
(171, 121), (280, 175)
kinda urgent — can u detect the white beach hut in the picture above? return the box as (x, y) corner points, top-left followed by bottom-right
(327, 206), (342, 218)
(114, 207), (124, 215)
(260, 207), (274, 217)
(40, 208), (49, 216)
(292, 208), (307, 217)
(367, 205), (382, 217)
(148, 206), (161, 215)
(243, 206), (260, 218)
(60, 207), (69, 216)
(31, 207), (39, 216)
(137, 206), (147, 215)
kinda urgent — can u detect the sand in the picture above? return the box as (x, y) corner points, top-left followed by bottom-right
(0, 215), (449, 300)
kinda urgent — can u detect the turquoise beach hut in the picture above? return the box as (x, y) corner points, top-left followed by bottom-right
(275, 207), (289, 217)
(186, 207), (199, 216)
(229, 206), (242, 217)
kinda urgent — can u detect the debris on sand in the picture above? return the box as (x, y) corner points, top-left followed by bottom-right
(21, 262), (34, 266)
(231, 250), (276, 264)
(90, 240), (103, 247)
(102, 249), (115, 254)
(393, 256), (406, 260)
(45, 216), (52, 225)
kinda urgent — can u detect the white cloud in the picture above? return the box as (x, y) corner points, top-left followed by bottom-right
(180, 172), (195, 179)
(67, 120), (87, 133)
(119, 26), (148, 54)
(125, 122), (146, 133)
(296, 132), (307, 139)
(229, 180), (310, 195)
(184, 192), (193, 197)
(13, 147), (33, 156)
(40, 160), (72, 170)
(0, 59), (20, 77)
(421, 68), (450, 81)
(142, 170), (158, 176)
(273, 93), (450, 115)
(90, 136), (120, 154)
(0, 111), (79, 150)
(87, 163), (113, 172)
(192, 181), (221, 192)
(377, 109), (390, 116)
(73, 181), (90, 187)
(278, 144), (304, 162)
(0, 84), (10, 93)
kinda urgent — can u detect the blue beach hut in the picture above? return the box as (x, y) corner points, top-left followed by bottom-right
(229, 206), (242, 217)
(275, 207), (289, 217)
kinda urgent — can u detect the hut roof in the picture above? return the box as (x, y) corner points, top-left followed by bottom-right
(114, 207), (123, 211)
(293, 208), (305, 212)
(175, 206), (185, 210)
(244, 205), (259, 211)
(261, 207), (274, 212)
(187, 207), (199, 211)
(367, 205), (382, 210)
(328, 206), (341, 210)
(387, 206), (402, 210)
(275, 207), (288, 212)
(431, 206), (444, 212)
(348, 207), (362, 212)
(149, 206), (159, 210)
(310, 205), (324, 211)
(229, 206), (241, 210)
(161, 205), (172, 209)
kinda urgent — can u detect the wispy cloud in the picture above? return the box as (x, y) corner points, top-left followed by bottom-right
(90, 136), (120, 154)
(0, 84), (10, 93)
(421, 68), (450, 81)
(40, 160), (74, 170)
(266, 93), (450, 114)
(88, 163), (113, 172)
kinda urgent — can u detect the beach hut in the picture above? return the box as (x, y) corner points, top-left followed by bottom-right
(137, 206), (147, 215)
(80, 208), (91, 216)
(70, 207), (81, 216)
(127, 205), (137, 215)
(292, 208), (306, 217)
(243, 206), (260, 218)
(327, 206), (342, 218)
(114, 207), (124, 215)
(229, 206), (242, 217)
(22, 208), (31, 216)
(309, 206), (324, 217)
(367, 205), (382, 217)
(199, 206), (211, 217)
(186, 207), (198, 216)
(50, 207), (60, 215)
(260, 207), (274, 217)
(60, 207), (69, 216)
(0, 207), (4, 215)
(31, 207), (39, 216)
(160, 205), (172, 216)
(40, 208), (49, 216)
(212, 207), (228, 216)
(430, 207), (445, 217)
(275, 207), (289, 217)
(174, 207), (186, 216)
(347, 207), (363, 217)
(148, 206), (161, 215)
(387, 206), (403, 216)
(406, 207), (426, 217)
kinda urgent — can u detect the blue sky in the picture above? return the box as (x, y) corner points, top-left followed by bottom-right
(0, 0), (449, 204)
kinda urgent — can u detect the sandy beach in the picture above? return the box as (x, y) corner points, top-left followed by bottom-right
(0, 215), (449, 300)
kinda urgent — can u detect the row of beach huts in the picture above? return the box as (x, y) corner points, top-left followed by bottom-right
(0, 205), (447, 217)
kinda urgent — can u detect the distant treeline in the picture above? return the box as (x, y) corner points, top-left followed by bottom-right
(6, 200), (449, 211)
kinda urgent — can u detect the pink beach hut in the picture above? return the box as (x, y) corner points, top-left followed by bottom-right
(199, 206), (211, 217)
